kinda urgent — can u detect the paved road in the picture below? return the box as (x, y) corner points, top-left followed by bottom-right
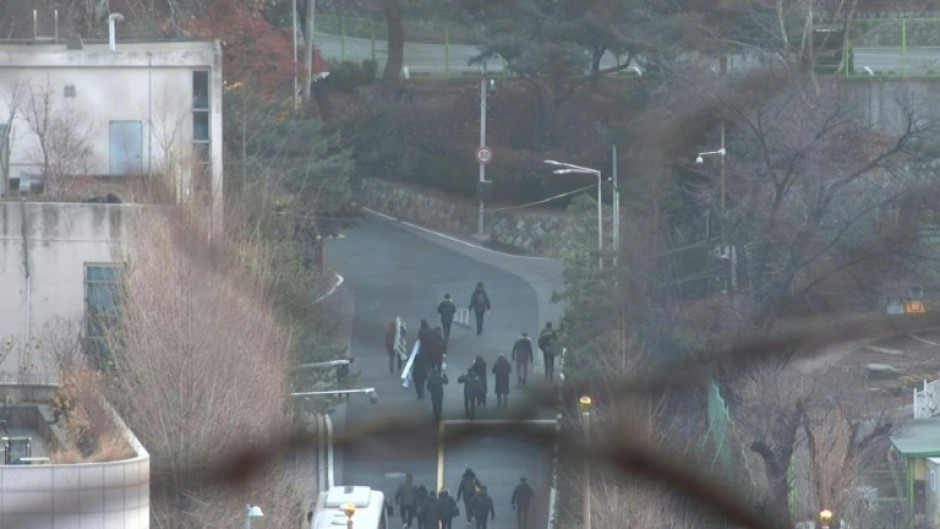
(325, 212), (563, 529)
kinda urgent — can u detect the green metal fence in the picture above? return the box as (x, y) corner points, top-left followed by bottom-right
(842, 18), (940, 78)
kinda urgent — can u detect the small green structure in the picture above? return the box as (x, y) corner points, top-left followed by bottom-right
(889, 417), (940, 529)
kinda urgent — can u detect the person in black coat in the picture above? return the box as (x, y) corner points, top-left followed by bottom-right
(424, 490), (441, 529)
(412, 349), (429, 400)
(424, 327), (446, 372)
(456, 469), (479, 523)
(415, 485), (429, 529)
(470, 355), (488, 407)
(437, 293), (457, 343)
(437, 489), (459, 529)
(492, 354), (512, 408)
(511, 477), (535, 529)
(426, 369), (448, 421)
(468, 282), (491, 335)
(469, 486), (495, 529)
(457, 370), (480, 420)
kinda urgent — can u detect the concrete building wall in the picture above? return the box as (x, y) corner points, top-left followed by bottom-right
(0, 202), (143, 375)
(0, 400), (151, 528)
(0, 41), (224, 234)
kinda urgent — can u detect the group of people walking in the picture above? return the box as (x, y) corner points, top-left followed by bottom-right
(395, 470), (536, 529)
(382, 281), (560, 421)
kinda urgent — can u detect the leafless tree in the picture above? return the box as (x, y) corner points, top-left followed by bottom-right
(106, 210), (302, 528)
(20, 78), (96, 196)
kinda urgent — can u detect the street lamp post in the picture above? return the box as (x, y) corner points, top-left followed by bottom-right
(579, 396), (592, 529)
(544, 160), (604, 269)
(245, 504), (263, 529)
(696, 130), (732, 292)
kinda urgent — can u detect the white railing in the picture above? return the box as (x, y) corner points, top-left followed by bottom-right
(914, 379), (940, 418)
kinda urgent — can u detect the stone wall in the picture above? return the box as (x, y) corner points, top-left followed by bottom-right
(359, 177), (571, 254)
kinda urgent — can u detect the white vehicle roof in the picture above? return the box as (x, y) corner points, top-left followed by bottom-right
(312, 486), (385, 529)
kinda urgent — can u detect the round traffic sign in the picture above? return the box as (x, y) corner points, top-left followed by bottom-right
(475, 146), (493, 164)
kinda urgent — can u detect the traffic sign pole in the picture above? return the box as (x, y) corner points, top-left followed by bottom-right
(477, 60), (488, 240)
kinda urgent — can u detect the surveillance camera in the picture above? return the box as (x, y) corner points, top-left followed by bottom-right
(695, 156), (704, 164)
(368, 390), (378, 405)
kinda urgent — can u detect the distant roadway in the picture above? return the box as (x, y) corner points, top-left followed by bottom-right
(326, 211), (564, 529)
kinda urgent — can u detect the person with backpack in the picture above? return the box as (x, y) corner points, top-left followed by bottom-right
(426, 369), (449, 421)
(492, 354), (512, 408)
(511, 477), (535, 529)
(437, 489), (459, 529)
(468, 282), (491, 335)
(437, 293), (457, 343)
(470, 355), (488, 408)
(469, 486), (495, 529)
(457, 369), (480, 420)
(512, 332), (534, 387)
(538, 321), (559, 380)
(456, 469), (480, 523)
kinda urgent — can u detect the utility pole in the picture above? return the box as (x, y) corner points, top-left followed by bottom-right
(302, 0), (316, 107)
(292, 0), (299, 111)
(612, 145), (619, 268)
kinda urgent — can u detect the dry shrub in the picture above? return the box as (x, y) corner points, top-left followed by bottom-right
(89, 432), (136, 463)
(108, 208), (296, 526)
(49, 447), (84, 464)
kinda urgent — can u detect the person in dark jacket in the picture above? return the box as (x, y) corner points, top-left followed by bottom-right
(412, 346), (430, 400)
(437, 294), (457, 343)
(469, 486), (495, 529)
(395, 474), (417, 527)
(538, 321), (559, 380)
(437, 489), (459, 529)
(424, 327), (446, 372)
(492, 354), (512, 408)
(511, 477), (535, 529)
(424, 490), (441, 529)
(511, 333), (534, 387)
(418, 319), (434, 352)
(415, 485), (429, 529)
(468, 282), (491, 335)
(456, 469), (479, 523)
(470, 355), (488, 407)
(426, 369), (449, 421)
(386, 320), (403, 374)
(457, 370), (480, 420)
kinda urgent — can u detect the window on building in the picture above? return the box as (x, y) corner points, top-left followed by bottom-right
(193, 71), (209, 110)
(84, 263), (121, 367)
(192, 71), (210, 170)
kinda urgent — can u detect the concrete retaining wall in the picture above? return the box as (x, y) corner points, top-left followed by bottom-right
(359, 177), (571, 254)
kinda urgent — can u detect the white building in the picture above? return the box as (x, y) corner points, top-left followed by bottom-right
(0, 38), (224, 234)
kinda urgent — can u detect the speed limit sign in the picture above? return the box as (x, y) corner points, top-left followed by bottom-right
(475, 146), (493, 164)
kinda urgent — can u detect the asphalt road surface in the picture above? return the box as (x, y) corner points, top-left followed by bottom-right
(326, 213), (560, 529)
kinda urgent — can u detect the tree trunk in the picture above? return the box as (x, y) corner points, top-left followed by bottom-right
(381, 0), (404, 96)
